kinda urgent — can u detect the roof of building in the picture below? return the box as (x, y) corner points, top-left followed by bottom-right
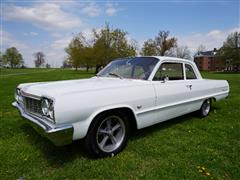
(195, 49), (217, 57)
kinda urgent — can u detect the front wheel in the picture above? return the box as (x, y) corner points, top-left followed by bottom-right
(199, 99), (211, 117)
(84, 111), (130, 158)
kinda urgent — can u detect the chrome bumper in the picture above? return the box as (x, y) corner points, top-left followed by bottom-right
(12, 102), (73, 146)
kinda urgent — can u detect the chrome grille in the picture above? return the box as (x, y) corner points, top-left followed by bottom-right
(24, 97), (42, 115)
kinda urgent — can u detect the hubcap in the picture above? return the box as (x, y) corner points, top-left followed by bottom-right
(202, 100), (210, 116)
(96, 115), (126, 153)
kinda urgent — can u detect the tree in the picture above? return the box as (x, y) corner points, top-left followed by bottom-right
(46, 63), (51, 68)
(65, 33), (91, 70)
(2, 47), (24, 68)
(195, 44), (206, 55)
(62, 59), (72, 68)
(169, 46), (192, 59)
(34, 52), (45, 68)
(0, 51), (2, 67)
(141, 30), (177, 56)
(140, 39), (157, 56)
(66, 24), (137, 73)
(218, 31), (240, 71)
(155, 31), (177, 56)
(93, 24), (137, 73)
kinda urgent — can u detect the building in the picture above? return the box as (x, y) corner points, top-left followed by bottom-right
(194, 48), (225, 71)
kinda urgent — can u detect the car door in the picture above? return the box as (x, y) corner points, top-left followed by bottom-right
(151, 61), (192, 124)
(184, 63), (205, 111)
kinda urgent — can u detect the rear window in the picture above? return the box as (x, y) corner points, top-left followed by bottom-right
(185, 64), (197, 79)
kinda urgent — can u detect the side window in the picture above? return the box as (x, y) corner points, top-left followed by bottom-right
(185, 64), (197, 79)
(153, 63), (184, 81)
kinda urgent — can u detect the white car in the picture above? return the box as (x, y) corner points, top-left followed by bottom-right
(13, 56), (229, 157)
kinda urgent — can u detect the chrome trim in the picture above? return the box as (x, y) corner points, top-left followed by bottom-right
(136, 91), (229, 115)
(12, 102), (73, 146)
(20, 90), (41, 100)
(20, 93), (56, 123)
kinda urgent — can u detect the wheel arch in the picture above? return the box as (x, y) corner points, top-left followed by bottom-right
(87, 105), (138, 135)
(210, 97), (216, 102)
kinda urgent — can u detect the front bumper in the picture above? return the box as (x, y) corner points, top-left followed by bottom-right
(12, 102), (73, 146)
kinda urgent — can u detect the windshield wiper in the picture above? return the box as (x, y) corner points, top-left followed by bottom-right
(108, 73), (123, 79)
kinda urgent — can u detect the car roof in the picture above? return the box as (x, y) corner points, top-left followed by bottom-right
(137, 56), (193, 64)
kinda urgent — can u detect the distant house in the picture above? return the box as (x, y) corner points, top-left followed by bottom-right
(194, 48), (225, 71)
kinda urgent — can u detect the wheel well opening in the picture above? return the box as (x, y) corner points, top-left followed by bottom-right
(93, 107), (137, 132)
(210, 97), (216, 102)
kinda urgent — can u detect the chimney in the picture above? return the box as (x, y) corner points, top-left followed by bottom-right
(213, 48), (217, 55)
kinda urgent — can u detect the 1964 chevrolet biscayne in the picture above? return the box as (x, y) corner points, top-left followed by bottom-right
(13, 56), (229, 157)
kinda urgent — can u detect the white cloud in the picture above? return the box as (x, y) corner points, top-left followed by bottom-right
(24, 32), (38, 36)
(4, 3), (82, 32)
(178, 27), (240, 52)
(81, 2), (101, 17)
(30, 32), (38, 36)
(105, 3), (118, 16)
(1, 30), (28, 51)
(51, 36), (72, 49)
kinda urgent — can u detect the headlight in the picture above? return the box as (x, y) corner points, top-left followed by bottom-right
(41, 98), (49, 115)
(15, 88), (20, 101)
(41, 98), (54, 120)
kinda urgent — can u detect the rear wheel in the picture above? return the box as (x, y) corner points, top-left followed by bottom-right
(84, 111), (130, 158)
(199, 99), (211, 117)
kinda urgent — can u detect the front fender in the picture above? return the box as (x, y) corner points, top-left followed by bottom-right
(71, 104), (137, 140)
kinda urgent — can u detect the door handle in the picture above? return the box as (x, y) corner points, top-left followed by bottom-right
(186, 85), (192, 90)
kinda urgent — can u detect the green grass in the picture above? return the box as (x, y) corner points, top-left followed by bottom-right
(0, 68), (239, 179)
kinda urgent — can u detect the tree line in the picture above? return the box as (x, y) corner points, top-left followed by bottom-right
(64, 24), (137, 73)
(1, 24), (239, 71)
(0, 48), (50, 68)
(63, 25), (193, 73)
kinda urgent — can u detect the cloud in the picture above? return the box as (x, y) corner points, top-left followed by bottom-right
(4, 3), (82, 32)
(105, 3), (118, 16)
(1, 30), (28, 51)
(30, 32), (38, 36)
(51, 36), (72, 49)
(24, 32), (38, 36)
(177, 27), (240, 52)
(81, 2), (101, 17)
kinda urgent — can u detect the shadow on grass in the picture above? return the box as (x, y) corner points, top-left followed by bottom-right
(130, 112), (197, 141)
(21, 124), (87, 167)
(20, 106), (218, 165)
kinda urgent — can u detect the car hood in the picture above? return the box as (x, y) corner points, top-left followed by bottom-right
(20, 77), (148, 98)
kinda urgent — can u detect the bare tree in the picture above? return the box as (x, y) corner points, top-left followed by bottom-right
(195, 44), (206, 55)
(141, 31), (177, 56)
(170, 46), (192, 59)
(155, 31), (177, 56)
(34, 52), (45, 68)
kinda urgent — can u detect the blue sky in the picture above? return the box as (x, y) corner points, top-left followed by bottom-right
(1, 0), (239, 67)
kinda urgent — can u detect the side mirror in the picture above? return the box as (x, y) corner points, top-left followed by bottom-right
(162, 75), (169, 83)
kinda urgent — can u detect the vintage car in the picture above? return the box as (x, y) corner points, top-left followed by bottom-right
(13, 56), (229, 157)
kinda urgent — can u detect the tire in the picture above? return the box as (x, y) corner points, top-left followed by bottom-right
(84, 111), (130, 158)
(199, 99), (211, 117)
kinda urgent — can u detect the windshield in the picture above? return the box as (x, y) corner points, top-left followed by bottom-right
(97, 57), (159, 80)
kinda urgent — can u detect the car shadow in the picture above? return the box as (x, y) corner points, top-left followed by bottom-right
(21, 124), (88, 167)
(20, 106), (217, 165)
(130, 112), (197, 140)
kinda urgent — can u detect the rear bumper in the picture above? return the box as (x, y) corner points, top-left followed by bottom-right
(12, 102), (73, 146)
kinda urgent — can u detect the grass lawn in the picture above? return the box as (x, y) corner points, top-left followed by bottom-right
(0, 68), (239, 179)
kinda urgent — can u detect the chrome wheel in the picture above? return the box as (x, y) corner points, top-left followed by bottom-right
(96, 115), (126, 153)
(202, 99), (211, 116)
